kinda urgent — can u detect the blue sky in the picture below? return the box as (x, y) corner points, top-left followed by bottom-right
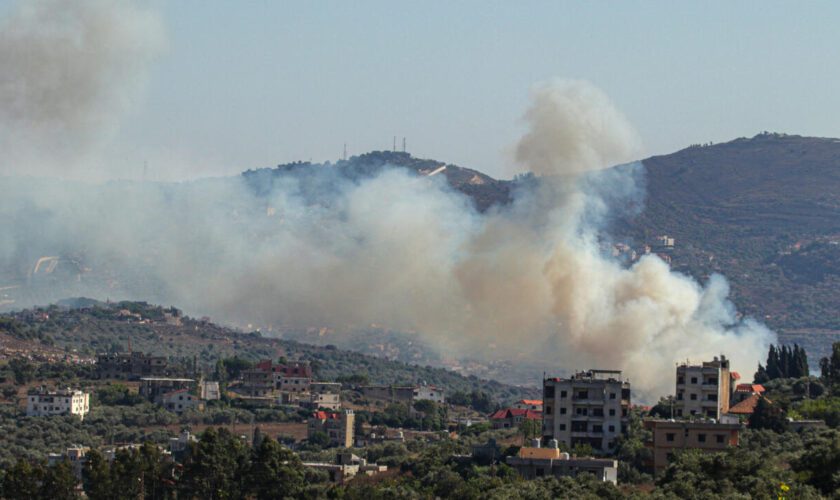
(106, 1), (840, 179)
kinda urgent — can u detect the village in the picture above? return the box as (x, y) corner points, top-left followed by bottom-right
(18, 343), (823, 488)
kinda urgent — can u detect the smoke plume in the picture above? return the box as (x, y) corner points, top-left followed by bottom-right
(0, 2), (773, 401)
(0, 0), (164, 178)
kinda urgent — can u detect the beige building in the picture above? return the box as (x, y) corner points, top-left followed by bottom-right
(675, 355), (733, 419)
(644, 419), (741, 474)
(308, 410), (355, 448)
(506, 439), (618, 484)
(308, 391), (341, 410)
(542, 370), (630, 452)
(303, 452), (387, 484)
(27, 388), (90, 420)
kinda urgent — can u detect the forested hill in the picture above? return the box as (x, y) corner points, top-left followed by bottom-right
(620, 134), (840, 356)
(242, 150), (513, 212)
(0, 301), (537, 404)
(240, 135), (840, 360)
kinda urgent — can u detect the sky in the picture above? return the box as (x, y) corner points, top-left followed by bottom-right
(8, 0), (840, 181)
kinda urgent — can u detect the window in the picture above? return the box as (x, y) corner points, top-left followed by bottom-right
(677, 392), (684, 401)
(560, 407), (567, 415)
(707, 394), (717, 402)
(691, 377), (698, 384)
(666, 433), (675, 442)
(609, 393), (616, 400)
(676, 409), (683, 417)
(593, 408), (603, 417)
(677, 376), (685, 384)
(575, 407), (588, 416)
(609, 409), (616, 416)
(608, 425), (615, 432)
(560, 390), (567, 398)
(716, 434), (725, 444)
(559, 424), (566, 431)
(577, 390), (588, 399)
(698, 433), (706, 443)
(690, 393), (697, 401)
(593, 425), (603, 433)
(544, 386), (555, 398)
(546, 405), (552, 415)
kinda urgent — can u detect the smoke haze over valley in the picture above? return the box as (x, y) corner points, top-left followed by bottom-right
(0, 2), (775, 400)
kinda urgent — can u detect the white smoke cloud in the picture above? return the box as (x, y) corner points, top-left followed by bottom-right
(0, 15), (773, 406)
(0, 0), (164, 178)
(516, 79), (643, 176)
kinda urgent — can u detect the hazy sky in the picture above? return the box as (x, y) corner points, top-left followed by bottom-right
(27, 1), (840, 180)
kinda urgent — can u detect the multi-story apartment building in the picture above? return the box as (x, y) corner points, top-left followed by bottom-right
(542, 370), (630, 453)
(308, 410), (355, 448)
(95, 351), (168, 380)
(27, 388), (90, 420)
(674, 355), (733, 419)
(239, 368), (274, 397)
(253, 360), (313, 393)
(644, 419), (741, 474)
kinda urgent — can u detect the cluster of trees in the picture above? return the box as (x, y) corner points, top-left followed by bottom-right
(367, 401), (448, 431)
(0, 430), (307, 500)
(446, 389), (496, 413)
(754, 343), (809, 382)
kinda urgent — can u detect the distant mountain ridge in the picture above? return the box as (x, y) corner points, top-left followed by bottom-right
(242, 134), (840, 360)
(242, 150), (513, 212)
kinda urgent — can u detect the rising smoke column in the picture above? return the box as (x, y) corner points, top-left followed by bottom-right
(0, 0), (773, 400)
(0, 0), (164, 178)
(446, 80), (774, 398)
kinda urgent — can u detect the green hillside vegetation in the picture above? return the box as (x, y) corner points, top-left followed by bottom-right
(0, 301), (537, 403)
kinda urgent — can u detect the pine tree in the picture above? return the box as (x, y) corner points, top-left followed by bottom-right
(754, 363), (769, 384)
(780, 345), (790, 378)
(766, 345), (781, 380)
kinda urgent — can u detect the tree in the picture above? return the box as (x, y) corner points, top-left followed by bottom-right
(83, 449), (114, 500)
(179, 427), (249, 500)
(244, 438), (305, 499)
(519, 418), (540, 441)
(820, 342), (840, 386)
(1, 459), (44, 500)
(749, 397), (788, 433)
(41, 460), (78, 500)
(8, 358), (35, 385)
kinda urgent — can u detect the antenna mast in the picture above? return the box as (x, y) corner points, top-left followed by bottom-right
(402, 137), (406, 153)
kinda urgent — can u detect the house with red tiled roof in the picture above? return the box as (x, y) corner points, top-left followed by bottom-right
(512, 399), (544, 411)
(727, 393), (770, 416)
(732, 383), (765, 404)
(489, 408), (542, 430)
(308, 409), (355, 447)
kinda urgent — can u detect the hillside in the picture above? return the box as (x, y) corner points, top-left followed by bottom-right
(617, 134), (840, 361)
(0, 301), (537, 404)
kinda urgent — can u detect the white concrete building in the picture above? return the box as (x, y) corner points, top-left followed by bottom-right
(542, 370), (630, 453)
(414, 385), (445, 404)
(27, 388), (90, 420)
(160, 389), (204, 413)
(675, 355), (733, 420)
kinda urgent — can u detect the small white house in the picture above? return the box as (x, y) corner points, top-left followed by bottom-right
(27, 388), (90, 420)
(160, 389), (204, 413)
(413, 385), (445, 404)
